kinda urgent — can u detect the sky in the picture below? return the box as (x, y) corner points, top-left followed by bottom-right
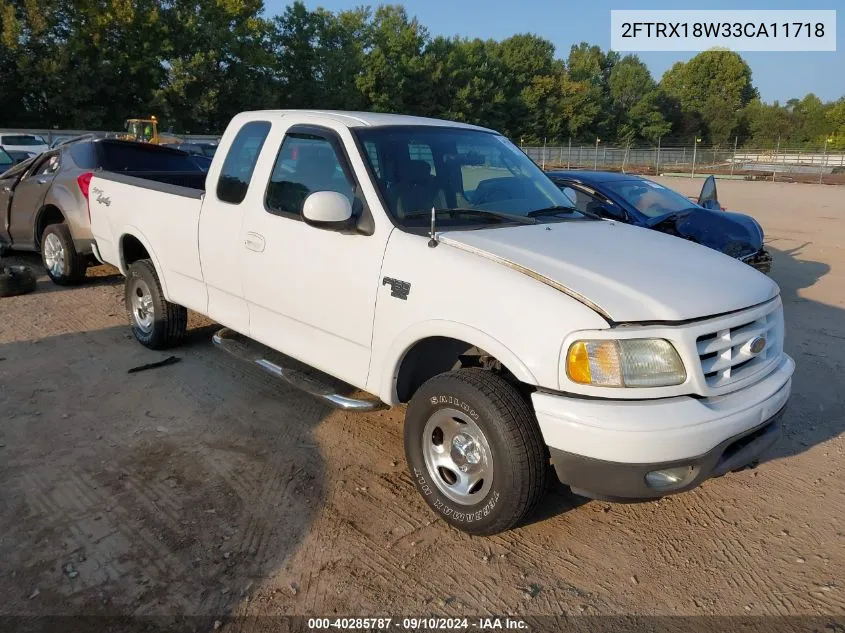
(264, 0), (844, 104)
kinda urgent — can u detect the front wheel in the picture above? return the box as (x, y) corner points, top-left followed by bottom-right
(404, 368), (547, 535)
(125, 259), (187, 349)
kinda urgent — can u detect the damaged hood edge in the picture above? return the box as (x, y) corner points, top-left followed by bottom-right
(438, 236), (615, 322)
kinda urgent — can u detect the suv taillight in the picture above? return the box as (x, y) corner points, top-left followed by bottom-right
(77, 172), (93, 220)
(77, 172), (93, 199)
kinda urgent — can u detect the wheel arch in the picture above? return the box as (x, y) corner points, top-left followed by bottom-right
(380, 321), (538, 405)
(33, 204), (66, 249)
(118, 229), (169, 299)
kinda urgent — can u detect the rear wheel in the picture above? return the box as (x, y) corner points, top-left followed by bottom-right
(41, 223), (87, 285)
(125, 259), (187, 349)
(404, 368), (547, 535)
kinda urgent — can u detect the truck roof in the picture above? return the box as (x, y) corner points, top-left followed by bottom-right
(238, 110), (497, 132)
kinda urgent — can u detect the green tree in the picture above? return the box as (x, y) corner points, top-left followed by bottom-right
(270, 2), (369, 110)
(608, 55), (670, 143)
(742, 100), (794, 147)
(565, 42), (619, 140)
(826, 98), (845, 150)
(659, 49), (758, 145)
(356, 5), (428, 113)
(154, 0), (275, 132)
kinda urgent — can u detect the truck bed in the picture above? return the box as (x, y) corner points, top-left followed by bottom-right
(98, 170), (206, 198)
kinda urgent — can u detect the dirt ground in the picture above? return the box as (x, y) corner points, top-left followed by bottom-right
(0, 178), (843, 628)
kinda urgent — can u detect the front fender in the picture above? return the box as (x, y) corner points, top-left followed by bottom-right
(375, 319), (538, 405)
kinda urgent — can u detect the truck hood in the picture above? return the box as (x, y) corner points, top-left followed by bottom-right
(438, 221), (779, 323)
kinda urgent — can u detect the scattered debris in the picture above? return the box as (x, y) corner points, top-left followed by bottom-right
(523, 583), (542, 599)
(289, 582), (298, 596)
(28, 588), (40, 600)
(127, 355), (181, 374)
(63, 563), (78, 579)
(631, 575), (639, 585)
(213, 620), (222, 630)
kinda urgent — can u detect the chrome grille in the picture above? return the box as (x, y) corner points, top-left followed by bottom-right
(696, 302), (784, 388)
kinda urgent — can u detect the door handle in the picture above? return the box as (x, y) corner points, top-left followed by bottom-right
(244, 232), (266, 252)
(36, 178), (48, 185)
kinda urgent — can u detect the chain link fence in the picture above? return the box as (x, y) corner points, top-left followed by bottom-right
(522, 141), (845, 185)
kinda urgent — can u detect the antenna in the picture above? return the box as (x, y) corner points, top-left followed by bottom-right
(428, 206), (438, 248)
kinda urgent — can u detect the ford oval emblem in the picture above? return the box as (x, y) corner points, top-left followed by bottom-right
(748, 336), (766, 355)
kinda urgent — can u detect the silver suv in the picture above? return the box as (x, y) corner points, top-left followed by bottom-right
(0, 139), (205, 284)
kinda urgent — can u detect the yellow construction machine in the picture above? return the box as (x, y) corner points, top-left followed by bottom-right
(120, 116), (182, 144)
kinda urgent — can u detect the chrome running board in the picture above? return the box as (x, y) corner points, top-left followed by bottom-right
(212, 328), (385, 412)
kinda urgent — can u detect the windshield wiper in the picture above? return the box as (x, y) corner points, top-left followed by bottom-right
(403, 208), (536, 225)
(527, 205), (600, 220)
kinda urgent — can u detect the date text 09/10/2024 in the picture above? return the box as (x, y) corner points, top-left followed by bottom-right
(306, 617), (528, 630)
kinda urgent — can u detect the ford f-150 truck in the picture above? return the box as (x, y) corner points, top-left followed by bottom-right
(89, 110), (794, 535)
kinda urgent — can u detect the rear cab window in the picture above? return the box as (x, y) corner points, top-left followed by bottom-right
(217, 121), (272, 204)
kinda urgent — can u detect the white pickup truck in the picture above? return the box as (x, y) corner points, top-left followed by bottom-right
(90, 110), (793, 535)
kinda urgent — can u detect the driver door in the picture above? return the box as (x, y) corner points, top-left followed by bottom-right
(240, 122), (389, 389)
(0, 164), (26, 245)
(8, 152), (60, 247)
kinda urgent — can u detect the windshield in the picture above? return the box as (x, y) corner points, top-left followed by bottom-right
(604, 179), (698, 219)
(1, 134), (45, 146)
(354, 126), (591, 230)
(0, 147), (13, 168)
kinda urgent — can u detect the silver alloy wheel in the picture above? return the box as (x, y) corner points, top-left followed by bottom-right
(422, 407), (494, 505)
(43, 233), (65, 277)
(129, 278), (155, 333)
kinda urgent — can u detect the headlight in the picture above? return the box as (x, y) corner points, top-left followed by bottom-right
(566, 339), (686, 387)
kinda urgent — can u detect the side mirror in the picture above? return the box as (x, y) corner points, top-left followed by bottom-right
(302, 191), (354, 230)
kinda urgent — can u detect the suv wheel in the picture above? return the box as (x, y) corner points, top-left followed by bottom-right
(41, 223), (87, 285)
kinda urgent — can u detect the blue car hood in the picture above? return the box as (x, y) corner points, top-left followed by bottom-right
(649, 209), (764, 258)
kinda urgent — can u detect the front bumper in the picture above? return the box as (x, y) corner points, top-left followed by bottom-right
(550, 406), (784, 501)
(532, 354), (793, 500)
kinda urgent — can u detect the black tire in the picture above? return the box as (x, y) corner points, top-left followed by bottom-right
(41, 223), (87, 285)
(125, 259), (187, 349)
(404, 368), (547, 535)
(0, 264), (37, 297)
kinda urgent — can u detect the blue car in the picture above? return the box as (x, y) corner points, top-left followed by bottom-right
(545, 171), (772, 274)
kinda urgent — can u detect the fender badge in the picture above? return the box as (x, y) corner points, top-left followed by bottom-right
(382, 277), (410, 300)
